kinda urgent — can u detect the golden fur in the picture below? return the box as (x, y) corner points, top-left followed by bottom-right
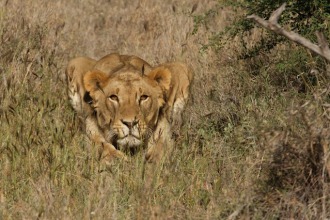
(66, 53), (192, 162)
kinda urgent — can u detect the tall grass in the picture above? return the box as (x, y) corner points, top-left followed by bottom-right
(0, 0), (329, 219)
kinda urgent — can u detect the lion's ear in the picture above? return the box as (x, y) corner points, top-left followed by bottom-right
(83, 70), (108, 92)
(147, 67), (171, 91)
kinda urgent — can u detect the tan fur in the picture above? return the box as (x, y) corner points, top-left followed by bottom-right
(148, 62), (193, 133)
(94, 53), (152, 75)
(66, 53), (193, 163)
(66, 57), (96, 116)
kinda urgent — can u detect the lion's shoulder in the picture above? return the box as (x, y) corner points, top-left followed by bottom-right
(148, 62), (193, 130)
(149, 62), (193, 101)
(66, 56), (97, 114)
(162, 62), (193, 82)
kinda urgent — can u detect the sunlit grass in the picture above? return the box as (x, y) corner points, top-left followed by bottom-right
(0, 0), (329, 219)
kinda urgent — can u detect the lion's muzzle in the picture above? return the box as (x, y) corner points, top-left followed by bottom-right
(115, 118), (143, 149)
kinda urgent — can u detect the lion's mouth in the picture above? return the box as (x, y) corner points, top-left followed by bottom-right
(116, 135), (142, 149)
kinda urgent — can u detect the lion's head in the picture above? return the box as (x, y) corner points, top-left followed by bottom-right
(83, 65), (171, 151)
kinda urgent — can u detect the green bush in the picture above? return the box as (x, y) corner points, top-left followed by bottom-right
(197, 0), (330, 58)
(196, 0), (330, 92)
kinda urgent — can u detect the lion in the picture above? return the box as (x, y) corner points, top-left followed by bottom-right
(66, 53), (192, 163)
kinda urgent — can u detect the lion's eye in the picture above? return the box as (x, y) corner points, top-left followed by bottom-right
(140, 95), (149, 101)
(109, 95), (119, 101)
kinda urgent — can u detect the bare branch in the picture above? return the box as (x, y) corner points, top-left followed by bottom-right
(269, 3), (286, 24)
(247, 3), (330, 62)
(316, 32), (330, 57)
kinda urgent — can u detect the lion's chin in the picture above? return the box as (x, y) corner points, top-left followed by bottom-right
(116, 135), (142, 149)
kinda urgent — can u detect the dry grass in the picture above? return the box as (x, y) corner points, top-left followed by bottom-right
(1, 0), (330, 219)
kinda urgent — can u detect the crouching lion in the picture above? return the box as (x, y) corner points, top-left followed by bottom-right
(66, 53), (193, 163)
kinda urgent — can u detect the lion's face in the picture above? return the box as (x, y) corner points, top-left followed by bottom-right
(84, 67), (171, 150)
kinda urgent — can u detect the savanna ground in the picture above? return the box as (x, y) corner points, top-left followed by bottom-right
(1, 0), (330, 219)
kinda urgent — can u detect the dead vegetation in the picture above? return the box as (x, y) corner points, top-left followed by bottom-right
(0, 0), (330, 219)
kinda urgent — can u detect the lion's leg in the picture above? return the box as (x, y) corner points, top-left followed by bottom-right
(145, 119), (173, 163)
(100, 142), (127, 161)
(145, 139), (163, 163)
(171, 97), (186, 130)
(85, 116), (127, 162)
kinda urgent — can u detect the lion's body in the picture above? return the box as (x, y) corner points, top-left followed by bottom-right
(94, 53), (152, 75)
(153, 62), (193, 132)
(66, 53), (192, 162)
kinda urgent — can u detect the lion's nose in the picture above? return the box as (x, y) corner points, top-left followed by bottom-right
(121, 119), (138, 129)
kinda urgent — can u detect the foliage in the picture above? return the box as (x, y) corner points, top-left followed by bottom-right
(245, 0), (330, 34)
(196, 0), (330, 61)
